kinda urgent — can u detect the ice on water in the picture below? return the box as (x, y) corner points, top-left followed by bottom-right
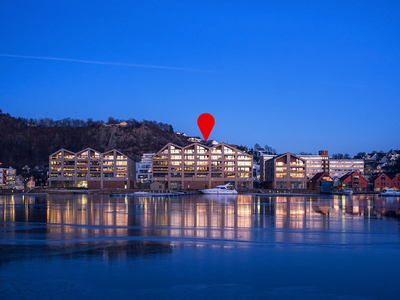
(1, 194), (399, 299)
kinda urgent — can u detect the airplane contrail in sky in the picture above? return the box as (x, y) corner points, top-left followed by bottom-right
(0, 54), (210, 72)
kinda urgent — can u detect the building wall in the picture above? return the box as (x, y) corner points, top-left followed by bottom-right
(330, 159), (364, 178)
(152, 143), (253, 190)
(264, 153), (306, 189)
(0, 167), (16, 189)
(392, 174), (400, 189)
(48, 148), (135, 189)
(373, 173), (400, 191)
(340, 172), (368, 191)
(259, 154), (276, 182)
(136, 153), (154, 183)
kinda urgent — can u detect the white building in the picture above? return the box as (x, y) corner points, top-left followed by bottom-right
(0, 167), (16, 189)
(299, 151), (330, 180)
(136, 153), (154, 183)
(329, 159), (364, 178)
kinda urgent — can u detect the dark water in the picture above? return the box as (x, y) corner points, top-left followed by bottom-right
(1, 194), (400, 299)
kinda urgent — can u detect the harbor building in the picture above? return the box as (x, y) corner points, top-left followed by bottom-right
(339, 171), (368, 192)
(151, 142), (253, 190)
(48, 148), (135, 189)
(261, 153), (307, 189)
(136, 153), (154, 183)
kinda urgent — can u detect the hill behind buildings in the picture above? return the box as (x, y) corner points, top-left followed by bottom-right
(0, 111), (189, 170)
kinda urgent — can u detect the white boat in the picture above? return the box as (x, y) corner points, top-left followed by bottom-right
(132, 191), (150, 195)
(199, 183), (238, 195)
(343, 188), (353, 195)
(379, 188), (400, 197)
(200, 185), (238, 194)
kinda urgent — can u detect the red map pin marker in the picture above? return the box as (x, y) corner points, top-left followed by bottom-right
(197, 113), (215, 142)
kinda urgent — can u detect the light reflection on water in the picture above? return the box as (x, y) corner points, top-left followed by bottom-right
(1, 194), (400, 299)
(1, 194), (399, 246)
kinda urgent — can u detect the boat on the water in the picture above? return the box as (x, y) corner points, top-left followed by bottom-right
(343, 188), (353, 195)
(199, 183), (238, 195)
(132, 191), (150, 196)
(379, 188), (400, 197)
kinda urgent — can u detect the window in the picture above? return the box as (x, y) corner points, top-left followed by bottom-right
(211, 167), (222, 172)
(197, 155), (209, 160)
(197, 145), (207, 153)
(290, 173), (304, 178)
(211, 147), (222, 154)
(224, 173), (235, 178)
(197, 167), (209, 172)
(238, 173), (250, 178)
(224, 146), (235, 154)
(153, 167), (168, 171)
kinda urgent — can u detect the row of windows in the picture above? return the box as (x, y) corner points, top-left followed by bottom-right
(51, 155), (127, 160)
(50, 172), (128, 177)
(153, 155), (251, 161)
(153, 173), (251, 178)
(153, 167), (252, 172)
(275, 173), (305, 178)
(154, 161), (251, 166)
(51, 167), (127, 172)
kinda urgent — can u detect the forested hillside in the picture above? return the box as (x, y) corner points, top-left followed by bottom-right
(0, 111), (189, 170)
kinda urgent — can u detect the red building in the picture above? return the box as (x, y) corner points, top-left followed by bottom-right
(372, 173), (393, 192)
(392, 173), (400, 189)
(339, 171), (368, 192)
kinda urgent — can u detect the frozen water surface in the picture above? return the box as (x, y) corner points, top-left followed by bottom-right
(1, 194), (400, 299)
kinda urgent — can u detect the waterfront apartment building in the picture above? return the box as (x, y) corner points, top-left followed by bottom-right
(48, 148), (135, 189)
(152, 142), (253, 190)
(261, 153), (307, 189)
(0, 167), (16, 189)
(136, 153), (154, 183)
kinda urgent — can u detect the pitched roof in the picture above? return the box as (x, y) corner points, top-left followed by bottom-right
(310, 172), (330, 181)
(339, 171), (357, 181)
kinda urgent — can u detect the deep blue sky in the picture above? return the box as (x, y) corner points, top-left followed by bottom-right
(1, 0), (399, 155)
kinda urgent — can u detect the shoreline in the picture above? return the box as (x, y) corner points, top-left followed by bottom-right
(0, 188), (380, 196)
